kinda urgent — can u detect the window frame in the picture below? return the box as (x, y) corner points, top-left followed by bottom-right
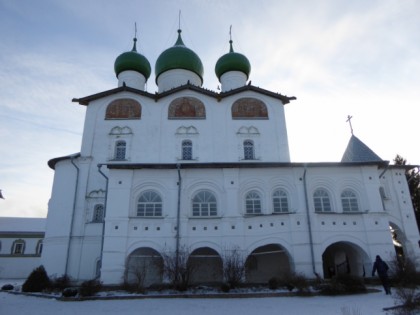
(136, 190), (163, 217)
(114, 140), (127, 160)
(243, 139), (255, 160)
(12, 239), (25, 255)
(182, 140), (193, 160)
(36, 240), (43, 256)
(313, 188), (332, 212)
(245, 191), (262, 215)
(92, 204), (105, 223)
(341, 189), (360, 212)
(191, 190), (218, 217)
(272, 189), (289, 213)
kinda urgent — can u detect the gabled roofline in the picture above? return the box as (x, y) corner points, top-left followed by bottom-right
(72, 83), (296, 106)
(72, 86), (154, 105)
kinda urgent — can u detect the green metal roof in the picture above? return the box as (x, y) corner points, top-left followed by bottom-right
(155, 29), (204, 84)
(215, 40), (251, 80)
(114, 38), (151, 79)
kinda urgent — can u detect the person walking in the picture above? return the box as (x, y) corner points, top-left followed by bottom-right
(372, 255), (391, 294)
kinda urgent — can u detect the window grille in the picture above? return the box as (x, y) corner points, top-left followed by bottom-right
(273, 190), (289, 213)
(137, 191), (162, 217)
(192, 191), (217, 217)
(243, 140), (255, 160)
(182, 140), (193, 160)
(246, 191), (262, 214)
(313, 189), (332, 212)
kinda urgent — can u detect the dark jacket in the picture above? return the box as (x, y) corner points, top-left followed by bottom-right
(372, 256), (389, 277)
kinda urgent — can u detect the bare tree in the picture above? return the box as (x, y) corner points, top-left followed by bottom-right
(124, 257), (149, 293)
(222, 246), (246, 288)
(162, 245), (196, 291)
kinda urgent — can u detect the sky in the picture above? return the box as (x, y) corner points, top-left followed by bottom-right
(0, 0), (419, 218)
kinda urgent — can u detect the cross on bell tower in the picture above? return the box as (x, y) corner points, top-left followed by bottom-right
(346, 115), (354, 135)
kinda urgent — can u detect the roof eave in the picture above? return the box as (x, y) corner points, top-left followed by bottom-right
(48, 153), (81, 170)
(105, 160), (389, 170)
(72, 83), (297, 105)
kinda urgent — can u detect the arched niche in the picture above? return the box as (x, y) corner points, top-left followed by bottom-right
(232, 98), (268, 119)
(168, 97), (206, 119)
(105, 98), (141, 120)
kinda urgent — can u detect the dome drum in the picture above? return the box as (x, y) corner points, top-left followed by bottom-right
(219, 71), (248, 92)
(114, 38), (151, 90)
(155, 29), (204, 91)
(215, 40), (251, 91)
(117, 70), (147, 90)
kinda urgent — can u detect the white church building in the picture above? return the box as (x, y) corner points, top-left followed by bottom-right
(42, 28), (420, 286)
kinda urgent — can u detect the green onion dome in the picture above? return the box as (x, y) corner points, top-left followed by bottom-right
(114, 38), (151, 79)
(215, 40), (251, 80)
(155, 29), (204, 84)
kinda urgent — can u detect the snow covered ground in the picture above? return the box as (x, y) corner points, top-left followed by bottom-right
(0, 283), (396, 315)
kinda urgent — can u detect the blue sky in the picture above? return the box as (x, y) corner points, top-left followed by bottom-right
(1, 0), (419, 217)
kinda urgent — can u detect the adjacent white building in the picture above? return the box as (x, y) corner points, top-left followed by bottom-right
(0, 217), (45, 279)
(42, 28), (420, 285)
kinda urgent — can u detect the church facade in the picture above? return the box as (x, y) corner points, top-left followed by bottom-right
(42, 28), (420, 285)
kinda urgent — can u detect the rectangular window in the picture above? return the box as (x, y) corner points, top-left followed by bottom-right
(14, 243), (24, 254)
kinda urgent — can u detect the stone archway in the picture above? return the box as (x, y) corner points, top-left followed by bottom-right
(126, 247), (163, 287)
(188, 247), (223, 284)
(245, 244), (291, 284)
(322, 242), (370, 279)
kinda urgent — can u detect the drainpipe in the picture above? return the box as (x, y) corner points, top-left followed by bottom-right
(379, 161), (390, 179)
(302, 164), (318, 277)
(97, 164), (109, 279)
(175, 164), (182, 281)
(65, 155), (80, 276)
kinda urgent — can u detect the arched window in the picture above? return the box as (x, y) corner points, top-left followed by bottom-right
(313, 188), (331, 212)
(137, 191), (162, 217)
(114, 140), (126, 160)
(93, 204), (104, 222)
(12, 239), (25, 255)
(243, 140), (255, 160)
(273, 190), (289, 213)
(36, 240), (43, 255)
(182, 140), (193, 160)
(192, 191), (217, 217)
(246, 191), (261, 214)
(341, 189), (359, 212)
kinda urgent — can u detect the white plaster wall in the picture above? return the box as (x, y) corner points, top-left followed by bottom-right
(81, 89), (290, 167)
(157, 69), (202, 92)
(98, 164), (415, 284)
(220, 71), (247, 92)
(117, 70), (146, 90)
(0, 256), (42, 279)
(42, 159), (78, 277)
